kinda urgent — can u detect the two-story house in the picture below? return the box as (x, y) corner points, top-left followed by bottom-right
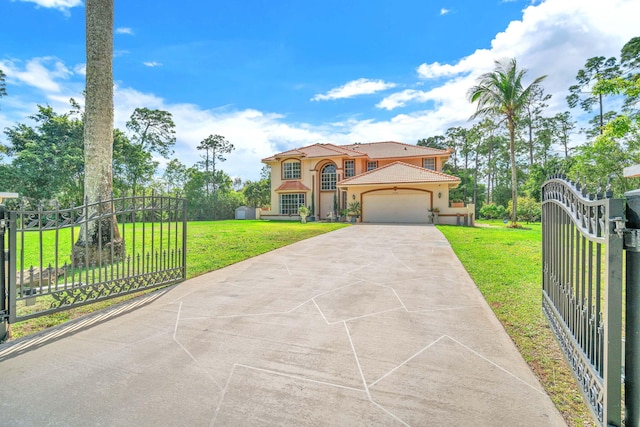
(261, 141), (473, 224)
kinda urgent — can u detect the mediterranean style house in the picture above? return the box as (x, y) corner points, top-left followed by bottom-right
(261, 141), (474, 225)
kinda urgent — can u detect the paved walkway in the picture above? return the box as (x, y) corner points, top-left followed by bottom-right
(0, 225), (565, 426)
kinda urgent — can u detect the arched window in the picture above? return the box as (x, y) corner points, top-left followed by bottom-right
(321, 164), (336, 190)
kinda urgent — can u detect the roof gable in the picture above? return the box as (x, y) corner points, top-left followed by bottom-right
(338, 161), (460, 186)
(262, 143), (365, 162)
(262, 141), (449, 162)
(340, 141), (449, 159)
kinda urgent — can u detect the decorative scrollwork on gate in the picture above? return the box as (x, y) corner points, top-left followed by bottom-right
(541, 174), (623, 426)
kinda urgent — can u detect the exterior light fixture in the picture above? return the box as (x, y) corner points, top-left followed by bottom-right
(438, 192), (442, 199)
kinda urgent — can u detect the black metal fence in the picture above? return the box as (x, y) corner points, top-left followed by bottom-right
(0, 193), (186, 336)
(541, 175), (632, 426)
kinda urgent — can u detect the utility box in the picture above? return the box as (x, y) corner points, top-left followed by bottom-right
(235, 206), (258, 220)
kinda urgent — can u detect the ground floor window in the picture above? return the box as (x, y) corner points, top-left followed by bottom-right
(280, 193), (306, 215)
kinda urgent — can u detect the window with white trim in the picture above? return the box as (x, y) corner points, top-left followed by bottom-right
(280, 193), (306, 215)
(367, 161), (378, 171)
(423, 158), (436, 170)
(283, 160), (301, 179)
(321, 164), (337, 190)
(344, 160), (355, 178)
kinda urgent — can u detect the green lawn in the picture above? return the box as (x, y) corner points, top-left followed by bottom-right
(185, 220), (348, 278)
(438, 220), (594, 427)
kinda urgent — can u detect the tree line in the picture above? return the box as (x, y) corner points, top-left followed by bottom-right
(0, 97), (271, 220)
(419, 36), (640, 225)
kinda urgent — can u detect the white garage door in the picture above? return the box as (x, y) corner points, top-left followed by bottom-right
(363, 190), (431, 223)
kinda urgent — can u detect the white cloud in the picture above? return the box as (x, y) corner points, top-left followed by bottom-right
(383, 0), (639, 124)
(376, 90), (431, 111)
(440, 8), (451, 15)
(19, 0), (82, 11)
(73, 63), (86, 76)
(0, 57), (74, 93)
(112, 86), (330, 180)
(116, 27), (134, 35)
(312, 78), (397, 101)
(143, 61), (162, 67)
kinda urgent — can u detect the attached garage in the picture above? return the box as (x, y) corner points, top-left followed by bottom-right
(363, 189), (431, 223)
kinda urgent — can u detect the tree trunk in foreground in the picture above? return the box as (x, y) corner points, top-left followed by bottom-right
(72, 0), (124, 266)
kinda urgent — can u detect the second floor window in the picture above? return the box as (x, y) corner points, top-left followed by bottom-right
(367, 161), (378, 171)
(321, 164), (337, 190)
(423, 158), (436, 170)
(344, 160), (355, 178)
(283, 161), (301, 179)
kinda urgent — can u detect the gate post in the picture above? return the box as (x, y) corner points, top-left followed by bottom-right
(625, 188), (640, 427)
(0, 204), (7, 343)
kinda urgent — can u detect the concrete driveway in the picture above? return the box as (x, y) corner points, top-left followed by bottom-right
(0, 224), (565, 426)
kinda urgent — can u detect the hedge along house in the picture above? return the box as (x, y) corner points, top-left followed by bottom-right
(261, 141), (475, 225)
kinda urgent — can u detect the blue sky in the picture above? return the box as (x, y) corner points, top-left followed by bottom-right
(0, 0), (638, 181)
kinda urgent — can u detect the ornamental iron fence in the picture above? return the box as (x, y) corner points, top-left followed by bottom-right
(542, 175), (639, 427)
(0, 193), (186, 340)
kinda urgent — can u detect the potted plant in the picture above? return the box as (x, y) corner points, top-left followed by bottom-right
(340, 209), (348, 222)
(309, 192), (316, 221)
(429, 207), (440, 224)
(451, 200), (464, 208)
(347, 201), (361, 223)
(298, 205), (310, 223)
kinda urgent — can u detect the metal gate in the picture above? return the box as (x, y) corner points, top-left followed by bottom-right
(0, 193), (187, 342)
(542, 174), (638, 427)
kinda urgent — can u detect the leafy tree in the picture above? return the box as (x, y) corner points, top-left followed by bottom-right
(243, 179), (270, 208)
(577, 72), (640, 195)
(551, 112), (575, 158)
(417, 135), (446, 149)
(112, 129), (157, 194)
(3, 105), (84, 205)
(183, 167), (243, 220)
(126, 107), (176, 158)
(507, 197), (541, 223)
(163, 159), (189, 195)
(260, 164), (271, 180)
(521, 85), (551, 166)
(197, 134), (234, 194)
(468, 58), (546, 226)
(73, 0), (124, 265)
(479, 203), (506, 220)
(567, 56), (620, 136)
(444, 127), (468, 172)
(621, 36), (640, 71)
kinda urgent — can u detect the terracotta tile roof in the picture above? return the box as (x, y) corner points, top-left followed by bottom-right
(340, 141), (449, 159)
(275, 181), (311, 191)
(338, 161), (460, 186)
(262, 143), (365, 161)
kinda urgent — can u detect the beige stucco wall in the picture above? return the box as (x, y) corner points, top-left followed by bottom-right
(263, 154), (450, 219)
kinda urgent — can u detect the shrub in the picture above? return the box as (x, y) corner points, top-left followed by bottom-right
(507, 197), (542, 223)
(480, 203), (507, 219)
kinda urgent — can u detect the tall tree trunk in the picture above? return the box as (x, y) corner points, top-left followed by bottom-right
(486, 137), (493, 204)
(508, 119), (518, 225)
(72, 0), (124, 266)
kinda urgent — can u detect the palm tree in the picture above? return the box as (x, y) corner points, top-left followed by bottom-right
(72, 0), (124, 265)
(468, 58), (546, 226)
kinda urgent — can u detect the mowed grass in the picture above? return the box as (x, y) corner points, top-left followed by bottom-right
(8, 220), (348, 339)
(185, 220), (348, 278)
(438, 220), (595, 427)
